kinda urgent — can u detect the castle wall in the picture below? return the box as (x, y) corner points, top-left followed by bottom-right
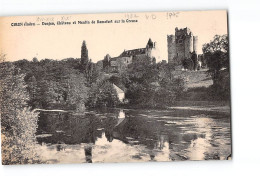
(189, 35), (193, 55)
(150, 47), (160, 61)
(167, 35), (176, 64)
(193, 36), (198, 53)
(146, 48), (152, 58)
(184, 35), (193, 58)
(106, 38), (159, 73)
(132, 54), (148, 63)
(168, 27), (198, 68)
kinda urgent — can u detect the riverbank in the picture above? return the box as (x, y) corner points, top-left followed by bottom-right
(169, 105), (230, 113)
(33, 100), (231, 115)
(170, 100), (231, 113)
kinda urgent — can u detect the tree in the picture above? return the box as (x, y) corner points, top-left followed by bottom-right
(124, 58), (185, 108)
(0, 56), (40, 164)
(203, 35), (229, 54)
(191, 52), (198, 70)
(81, 40), (89, 66)
(202, 35), (230, 100)
(66, 72), (89, 111)
(32, 57), (38, 62)
(182, 58), (194, 70)
(27, 76), (38, 108)
(202, 35), (229, 84)
(87, 79), (119, 108)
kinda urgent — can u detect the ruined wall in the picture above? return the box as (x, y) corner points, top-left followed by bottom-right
(167, 35), (176, 64)
(109, 56), (132, 73)
(149, 43), (160, 61)
(132, 54), (148, 63)
(193, 36), (198, 54)
(168, 27), (198, 68)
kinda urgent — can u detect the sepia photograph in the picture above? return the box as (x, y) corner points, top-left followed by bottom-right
(0, 10), (231, 165)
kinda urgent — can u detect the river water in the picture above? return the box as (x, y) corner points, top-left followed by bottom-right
(35, 108), (231, 164)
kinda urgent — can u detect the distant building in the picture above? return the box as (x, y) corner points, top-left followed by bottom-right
(167, 27), (198, 70)
(103, 38), (159, 73)
(113, 84), (125, 102)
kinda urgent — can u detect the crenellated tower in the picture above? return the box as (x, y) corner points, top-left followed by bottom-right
(167, 27), (198, 69)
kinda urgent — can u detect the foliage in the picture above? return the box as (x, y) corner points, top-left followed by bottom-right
(202, 35), (229, 54)
(7, 51), (185, 110)
(202, 34), (230, 100)
(208, 70), (230, 100)
(182, 58), (194, 70)
(32, 57), (38, 62)
(123, 56), (185, 108)
(190, 52), (198, 70)
(0, 57), (39, 164)
(66, 73), (89, 111)
(87, 79), (120, 108)
(81, 40), (89, 66)
(13, 58), (91, 110)
(202, 35), (229, 82)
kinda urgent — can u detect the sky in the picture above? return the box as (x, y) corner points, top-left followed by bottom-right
(0, 10), (228, 63)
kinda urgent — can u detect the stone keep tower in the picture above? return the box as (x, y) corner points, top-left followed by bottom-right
(168, 27), (198, 67)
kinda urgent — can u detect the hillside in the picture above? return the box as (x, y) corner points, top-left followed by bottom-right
(172, 69), (213, 89)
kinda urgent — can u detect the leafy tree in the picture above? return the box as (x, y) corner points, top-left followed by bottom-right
(0, 56), (40, 164)
(202, 35), (230, 100)
(190, 52), (198, 70)
(81, 40), (89, 66)
(203, 35), (229, 54)
(87, 79), (119, 108)
(124, 57), (185, 108)
(202, 35), (229, 84)
(32, 57), (38, 63)
(27, 76), (38, 108)
(66, 72), (89, 111)
(182, 58), (194, 70)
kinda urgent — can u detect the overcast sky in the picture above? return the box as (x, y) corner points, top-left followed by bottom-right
(0, 10), (227, 63)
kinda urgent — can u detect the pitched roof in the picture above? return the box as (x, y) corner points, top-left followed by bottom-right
(120, 48), (146, 57)
(113, 84), (124, 94)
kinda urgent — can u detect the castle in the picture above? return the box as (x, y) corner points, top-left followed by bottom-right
(167, 27), (198, 70)
(102, 38), (158, 73)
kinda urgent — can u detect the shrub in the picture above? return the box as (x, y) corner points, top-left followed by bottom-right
(0, 61), (40, 165)
(86, 79), (120, 108)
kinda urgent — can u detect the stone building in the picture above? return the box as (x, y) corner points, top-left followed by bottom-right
(103, 38), (158, 73)
(112, 84), (125, 102)
(167, 27), (198, 70)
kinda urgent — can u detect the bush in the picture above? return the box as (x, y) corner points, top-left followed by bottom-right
(125, 62), (185, 108)
(182, 58), (194, 70)
(0, 61), (40, 164)
(86, 79), (120, 108)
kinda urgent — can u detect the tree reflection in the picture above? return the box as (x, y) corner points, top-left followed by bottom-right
(37, 112), (101, 145)
(84, 146), (92, 163)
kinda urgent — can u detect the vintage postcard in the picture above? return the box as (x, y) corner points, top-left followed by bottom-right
(0, 10), (231, 165)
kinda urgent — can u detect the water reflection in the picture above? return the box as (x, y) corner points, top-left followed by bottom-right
(36, 108), (231, 164)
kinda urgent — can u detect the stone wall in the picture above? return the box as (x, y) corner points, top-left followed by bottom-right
(167, 35), (176, 64)
(167, 27), (198, 69)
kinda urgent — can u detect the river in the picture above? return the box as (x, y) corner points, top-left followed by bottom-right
(35, 107), (231, 164)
